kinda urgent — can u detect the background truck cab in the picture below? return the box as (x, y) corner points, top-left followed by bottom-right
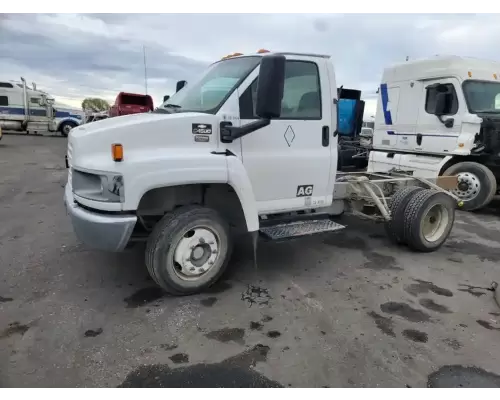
(368, 55), (500, 211)
(109, 92), (154, 117)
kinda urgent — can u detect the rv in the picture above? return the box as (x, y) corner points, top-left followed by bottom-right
(0, 78), (83, 136)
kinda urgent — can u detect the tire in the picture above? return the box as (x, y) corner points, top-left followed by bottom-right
(385, 185), (424, 244)
(59, 121), (76, 137)
(403, 189), (455, 253)
(145, 205), (233, 296)
(443, 162), (497, 211)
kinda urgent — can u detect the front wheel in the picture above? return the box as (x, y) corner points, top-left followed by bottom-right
(59, 121), (76, 137)
(443, 162), (497, 211)
(145, 205), (233, 296)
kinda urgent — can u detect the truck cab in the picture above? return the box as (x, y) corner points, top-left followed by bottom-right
(368, 55), (500, 210)
(109, 92), (154, 118)
(64, 51), (458, 295)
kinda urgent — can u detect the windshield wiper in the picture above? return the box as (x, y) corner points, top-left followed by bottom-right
(165, 103), (181, 109)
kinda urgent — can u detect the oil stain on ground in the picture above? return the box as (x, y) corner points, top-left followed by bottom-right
(118, 344), (282, 388)
(205, 327), (245, 345)
(241, 285), (272, 307)
(404, 279), (453, 298)
(402, 329), (428, 343)
(124, 287), (165, 308)
(0, 322), (29, 340)
(266, 330), (281, 339)
(419, 298), (452, 314)
(362, 251), (402, 271)
(444, 240), (500, 263)
(428, 365), (500, 387)
(477, 320), (500, 331)
(367, 311), (396, 337)
(458, 284), (492, 298)
(169, 353), (189, 364)
(200, 297), (218, 307)
(250, 321), (263, 331)
(84, 328), (103, 338)
(0, 296), (13, 303)
(380, 302), (431, 323)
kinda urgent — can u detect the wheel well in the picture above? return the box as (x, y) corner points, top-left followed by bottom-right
(59, 119), (77, 131)
(137, 184), (247, 234)
(438, 156), (487, 176)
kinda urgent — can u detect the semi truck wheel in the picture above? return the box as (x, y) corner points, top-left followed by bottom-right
(385, 185), (424, 244)
(59, 121), (76, 137)
(443, 162), (497, 211)
(403, 189), (455, 253)
(145, 205), (233, 296)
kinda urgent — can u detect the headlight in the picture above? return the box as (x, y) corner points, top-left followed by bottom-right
(72, 169), (124, 203)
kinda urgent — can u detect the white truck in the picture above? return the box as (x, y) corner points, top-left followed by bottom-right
(0, 77), (83, 136)
(64, 50), (460, 296)
(367, 55), (500, 211)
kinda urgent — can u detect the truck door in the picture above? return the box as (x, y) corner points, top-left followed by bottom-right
(237, 57), (333, 214)
(414, 78), (462, 154)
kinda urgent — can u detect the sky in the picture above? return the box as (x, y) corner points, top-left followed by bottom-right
(2, 13), (500, 117)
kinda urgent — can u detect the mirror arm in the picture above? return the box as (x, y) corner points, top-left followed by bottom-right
(437, 115), (454, 128)
(221, 118), (271, 142)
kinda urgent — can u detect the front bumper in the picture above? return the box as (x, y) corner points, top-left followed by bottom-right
(63, 183), (137, 252)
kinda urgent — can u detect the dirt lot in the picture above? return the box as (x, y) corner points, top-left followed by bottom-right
(1, 134), (500, 388)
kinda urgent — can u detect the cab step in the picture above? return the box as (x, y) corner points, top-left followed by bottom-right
(259, 219), (345, 241)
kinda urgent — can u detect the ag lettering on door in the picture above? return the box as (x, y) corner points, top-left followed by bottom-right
(296, 185), (313, 197)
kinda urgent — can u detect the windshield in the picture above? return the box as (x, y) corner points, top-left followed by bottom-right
(463, 80), (500, 113)
(157, 56), (261, 114)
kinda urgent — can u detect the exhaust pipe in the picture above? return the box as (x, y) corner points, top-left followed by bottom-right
(20, 77), (29, 127)
(32, 82), (37, 91)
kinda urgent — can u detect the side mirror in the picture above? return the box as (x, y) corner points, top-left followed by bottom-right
(255, 54), (286, 119)
(176, 80), (187, 92)
(434, 92), (449, 116)
(163, 95), (170, 102)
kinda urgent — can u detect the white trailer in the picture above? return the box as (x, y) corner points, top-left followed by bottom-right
(367, 55), (500, 211)
(63, 50), (460, 296)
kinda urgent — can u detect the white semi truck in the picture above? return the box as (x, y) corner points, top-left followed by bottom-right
(0, 78), (83, 136)
(64, 50), (460, 296)
(367, 55), (500, 211)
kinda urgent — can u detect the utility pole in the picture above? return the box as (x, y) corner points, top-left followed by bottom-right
(143, 45), (148, 95)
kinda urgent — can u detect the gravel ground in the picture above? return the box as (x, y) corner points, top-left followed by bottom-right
(1, 134), (500, 388)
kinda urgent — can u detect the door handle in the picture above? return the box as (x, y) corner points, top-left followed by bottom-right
(322, 126), (329, 147)
(416, 133), (423, 146)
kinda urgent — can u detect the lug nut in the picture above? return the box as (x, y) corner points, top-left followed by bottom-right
(212, 249), (217, 254)
(199, 238), (205, 244)
(190, 267), (195, 272)
(208, 261), (214, 266)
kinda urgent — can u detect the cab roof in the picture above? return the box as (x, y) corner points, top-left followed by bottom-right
(382, 55), (500, 83)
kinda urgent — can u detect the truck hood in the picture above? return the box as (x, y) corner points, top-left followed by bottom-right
(68, 111), (220, 172)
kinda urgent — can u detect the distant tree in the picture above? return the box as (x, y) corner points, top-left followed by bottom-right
(82, 98), (110, 112)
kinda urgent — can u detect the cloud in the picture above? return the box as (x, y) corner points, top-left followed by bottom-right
(1, 13), (500, 116)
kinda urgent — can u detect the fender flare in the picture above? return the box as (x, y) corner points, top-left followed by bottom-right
(56, 118), (79, 131)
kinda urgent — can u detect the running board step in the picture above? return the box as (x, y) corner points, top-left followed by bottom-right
(259, 219), (345, 240)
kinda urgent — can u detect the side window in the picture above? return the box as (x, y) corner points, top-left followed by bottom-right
(0, 96), (8, 106)
(30, 97), (41, 105)
(495, 93), (500, 110)
(425, 83), (458, 115)
(239, 60), (322, 120)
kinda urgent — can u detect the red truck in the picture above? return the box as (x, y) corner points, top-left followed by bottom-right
(108, 92), (154, 117)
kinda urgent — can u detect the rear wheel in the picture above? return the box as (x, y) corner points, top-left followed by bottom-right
(145, 205), (233, 296)
(403, 189), (455, 253)
(443, 162), (496, 211)
(385, 185), (424, 244)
